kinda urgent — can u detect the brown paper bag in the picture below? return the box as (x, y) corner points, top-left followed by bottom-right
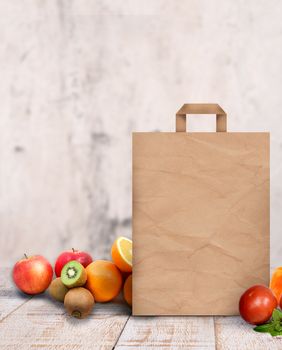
(132, 104), (269, 316)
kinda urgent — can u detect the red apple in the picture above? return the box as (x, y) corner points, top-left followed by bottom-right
(13, 254), (53, 294)
(54, 249), (93, 277)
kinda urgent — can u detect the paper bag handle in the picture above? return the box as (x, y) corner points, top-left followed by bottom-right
(176, 104), (227, 132)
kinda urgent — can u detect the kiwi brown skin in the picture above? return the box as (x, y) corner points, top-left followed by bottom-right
(49, 278), (69, 302)
(64, 287), (95, 318)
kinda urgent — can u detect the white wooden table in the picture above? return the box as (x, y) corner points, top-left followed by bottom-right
(0, 268), (281, 349)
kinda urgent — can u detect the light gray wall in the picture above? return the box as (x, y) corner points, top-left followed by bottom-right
(0, 1), (281, 268)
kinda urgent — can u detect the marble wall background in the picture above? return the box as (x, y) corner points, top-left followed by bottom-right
(0, 1), (281, 267)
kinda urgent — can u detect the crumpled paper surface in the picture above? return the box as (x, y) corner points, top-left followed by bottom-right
(132, 132), (269, 315)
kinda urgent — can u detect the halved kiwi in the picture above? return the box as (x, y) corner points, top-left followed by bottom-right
(49, 278), (69, 302)
(64, 287), (95, 318)
(61, 260), (87, 288)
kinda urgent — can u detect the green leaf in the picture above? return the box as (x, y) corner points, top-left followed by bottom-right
(275, 308), (282, 319)
(274, 323), (282, 332)
(253, 309), (282, 336)
(254, 323), (274, 333)
(272, 309), (282, 323)
(269, 329), (282, 336)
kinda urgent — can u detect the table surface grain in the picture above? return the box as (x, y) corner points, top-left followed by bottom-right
(0, 268), (281, 350)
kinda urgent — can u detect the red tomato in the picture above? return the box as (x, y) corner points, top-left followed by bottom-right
(239, 285), (277, 325)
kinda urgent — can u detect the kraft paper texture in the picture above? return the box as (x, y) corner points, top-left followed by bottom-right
(132, 130), (269, 315)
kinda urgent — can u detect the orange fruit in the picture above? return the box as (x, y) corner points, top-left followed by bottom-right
(270, 266), (282, 302)
(123, 274), (132, 306)
(121, 271), (131, 283)
(85, 260), (122, 302)
(111, 237), (132, 273)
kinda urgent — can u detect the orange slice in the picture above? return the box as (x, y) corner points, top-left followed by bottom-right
(111, 237), (132, 273)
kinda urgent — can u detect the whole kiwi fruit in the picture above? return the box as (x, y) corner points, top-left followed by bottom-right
(49, 278), (69, 302)
(64, 287), (95, 318)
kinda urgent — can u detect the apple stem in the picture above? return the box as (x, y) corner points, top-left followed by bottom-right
(24, 253), (28, 259)
(72, 248), (75, 252)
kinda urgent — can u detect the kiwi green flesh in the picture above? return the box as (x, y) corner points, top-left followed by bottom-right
(49, 278), (69, 302)
(64, 287), (94, 318)
(61, 261), (87, 288)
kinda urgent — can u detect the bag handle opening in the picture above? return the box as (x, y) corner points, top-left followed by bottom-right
(176, 104), (227, 132)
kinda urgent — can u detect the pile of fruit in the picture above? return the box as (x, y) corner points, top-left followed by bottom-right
(12, 236), (132, 319)
(239, 267), (282, 336)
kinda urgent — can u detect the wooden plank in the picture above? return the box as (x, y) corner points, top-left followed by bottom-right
(215, 316), (282, 350)
(0, 268), (131, 350)
(0, 294), (130, 350)
(115, 316), (215, 349)
(88, 292), (131, 316)
(0, 267), (32, 322)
